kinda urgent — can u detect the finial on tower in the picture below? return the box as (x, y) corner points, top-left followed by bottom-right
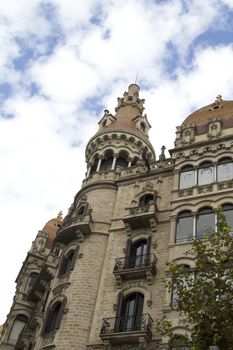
(57, 211), (63, 221)
(115, 84), (144, 113)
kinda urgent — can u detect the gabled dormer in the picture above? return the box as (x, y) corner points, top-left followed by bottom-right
(98, 109), (116, 130)
(133, 113), (151, 136)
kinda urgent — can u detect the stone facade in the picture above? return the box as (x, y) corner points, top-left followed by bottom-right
(1, 86), (233, 350)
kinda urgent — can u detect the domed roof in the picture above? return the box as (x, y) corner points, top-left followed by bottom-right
(182, 97), (233, 134)
(42, 212), (63, 248)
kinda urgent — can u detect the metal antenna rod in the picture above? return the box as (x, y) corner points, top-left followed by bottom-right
(135, 70), (139, 84)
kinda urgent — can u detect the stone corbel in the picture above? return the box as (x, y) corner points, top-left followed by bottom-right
(146, 271), (153, 285)
(149, 218), (157, 233)
(124, 222), (132, 237)
(75, 229), (84, 243)
(103, 340), (111, 350)
(139, 336), (148, 349)
(115, 275), (123, 289)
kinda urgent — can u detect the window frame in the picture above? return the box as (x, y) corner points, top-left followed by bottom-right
(58, 247), (78, 277)
(139, 194), (154, 206)
(115, 292), (144, 332)
(179, 165), (195, 190)
(175, 211), (193, 243)
(8, 314), (28, 345)
(24, 272), (39, 295)
(42, 298), (67, 335)
(196, 207), (215, 239)
(197, 161), (214, 186)
(217, 157), (233, 183)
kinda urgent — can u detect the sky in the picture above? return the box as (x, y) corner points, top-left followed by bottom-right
(1, 0), (233, 324)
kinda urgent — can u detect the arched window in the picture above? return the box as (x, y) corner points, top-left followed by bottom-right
(217, 157), (233, 182)
(179, 165), (195, 189)
(8, 315), (28, 345)
(100, 151), (113, 171)
(222, 204), (233, 231)
(140, 122), (145, 132)
(198, 161), (214, 186)
(196, 207), (215, 239)
(89, 156), (98, 175)
(169, 334), (191, 349)
(43, 301), (65, 335)
(125, 237), (151, 268)
(24, 272), (38, 295)
(115, 157), (128, 172)
(115, 292), (144, 332)
(171, 265), (191, 306)
(176, 211), (193, 243)
(139, 194), (154, 206)
(59, 248), (77, 276)
(77, 205), (85, 216)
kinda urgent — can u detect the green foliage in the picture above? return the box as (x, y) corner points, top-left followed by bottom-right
(157, 206), (233, 350)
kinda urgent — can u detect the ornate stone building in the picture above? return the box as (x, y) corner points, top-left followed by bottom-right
(1, 84), (233, 350)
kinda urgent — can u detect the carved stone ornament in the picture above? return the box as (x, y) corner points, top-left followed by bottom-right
(79, 195), (87, 203)
(53, 282), (70, 296)
(75, 229), (85, 242)
(174, 126), (181, 146)
(41, 331), (56, 347)
(197, 185), (213, 194)
(181, 126), (195, 144)
(142, 181), (153, 191)
(146, 271), (153, 285)
(178, 188), (194, 197)
(115, 275), (123, 289)
(103, 340), (111, 350)
(208, 118), (221, 138)
(208, 94), (223, 111)
(218, 180), (233, 190)
(125, 280), (144, 289)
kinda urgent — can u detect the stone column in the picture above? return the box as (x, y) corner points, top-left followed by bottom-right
(169, 216), (176, 244)
(86, 164), (92, 177)
(111, 154), (117, 170)
(97, 157), (103, 172)
(193, 212), (197, 239)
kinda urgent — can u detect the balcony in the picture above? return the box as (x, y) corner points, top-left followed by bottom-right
(100, 314), (153, 344)
(55, 211), (92, 245)
(123, 204), (158, 229)
(113, 253), (157, 285)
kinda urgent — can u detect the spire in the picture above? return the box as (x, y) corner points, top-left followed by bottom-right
(115, 84), (145, 113)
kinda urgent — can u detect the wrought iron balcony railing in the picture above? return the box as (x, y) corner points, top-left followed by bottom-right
(100, 314), (153, 335)
(114, 253), (157, 273)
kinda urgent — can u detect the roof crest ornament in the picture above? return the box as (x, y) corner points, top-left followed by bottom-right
(208, 94), (223, 111)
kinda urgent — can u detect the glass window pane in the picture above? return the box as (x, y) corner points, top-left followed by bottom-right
(196, 212), (215, 238)
(198, 166), (214, 185)
(223, 208), (233, 231)
(176, 216), (193, 242)
(8, 320), (26, 344)
(180, 170), (195, 189)
(217, 162), (233, 182)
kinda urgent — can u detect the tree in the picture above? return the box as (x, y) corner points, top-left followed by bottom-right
(157, 207), (233, 350)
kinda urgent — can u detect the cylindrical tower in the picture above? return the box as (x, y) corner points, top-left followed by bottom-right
(36, 84), (155, 350)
